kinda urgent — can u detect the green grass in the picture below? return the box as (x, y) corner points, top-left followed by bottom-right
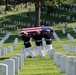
(18, 58), (65, 75)
(0, 5), (76, 75)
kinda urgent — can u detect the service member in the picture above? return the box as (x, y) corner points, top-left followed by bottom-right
(32, 31), (44, 58)
(42, 30), (53, 56)
(20, 31), (34, 58)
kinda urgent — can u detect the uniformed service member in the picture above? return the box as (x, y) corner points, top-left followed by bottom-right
(42, 30), (53, 56)
(20, 32), (34, 58)
(32, 31), (44, 58)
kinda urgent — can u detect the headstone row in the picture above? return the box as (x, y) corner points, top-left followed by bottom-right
(0, 53), (25, 75)
(62, 44), (76, 53)
(66, 16), (74, 21)
(0, 46), (13, 56)
(1, 23), (22, 30)
(41, 19), (56, 26)
(58, 4), (76, 13)
(54, 52), (76, 75)
(49, 12), (75, 21)
(54, 52), (67, 73)
(0, 29), (8, 34)
(10, 19), (34, 28)
(50, 13), (61, 19)
(14, 20), (32, 27)
(15, 14), (27, 18)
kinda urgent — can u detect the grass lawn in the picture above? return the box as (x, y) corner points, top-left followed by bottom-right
(0, 5), (76, 75)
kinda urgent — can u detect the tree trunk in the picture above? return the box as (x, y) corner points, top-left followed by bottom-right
(5, 0), (8, 10)
(34, 1), (41, 27)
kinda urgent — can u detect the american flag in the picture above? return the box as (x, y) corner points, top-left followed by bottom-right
(20, 27), (42, 35)
(42, 26), (53, 32)
(19, 26), (53, 36)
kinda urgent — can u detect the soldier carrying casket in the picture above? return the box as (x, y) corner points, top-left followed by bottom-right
(20, 31), (34, 58)
(42, 26), (53, 56)
(32, 31), (44, 58)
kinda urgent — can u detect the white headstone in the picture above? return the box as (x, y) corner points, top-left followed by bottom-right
(11, 57), (19, 74)
(66, 56), (76, 75)
(54, 52), (58, 65)
(72, 17), (75, 21)
(20, 46), (26, 59)
(7, 46), (13, 53)
(56, 53), (64, 67)
(15, 54), (24, 69)
(60, 55), (67, 73)
(62, 28), (66, 34)
(1, 48), (6, 56)
(48, 49), (55, 58)
(3, 59), (15, 75)
(0, 64), (8, 75)
(74, 60), (76, 75)
(0, 49), (2, 56)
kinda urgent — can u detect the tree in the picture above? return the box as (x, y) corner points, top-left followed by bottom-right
(34, 1), (41, 27)
(23, 0), (52, 27)
(5, 0), (8, 10)
(0, 0), (5, 5)
(4, 0), (58, 27)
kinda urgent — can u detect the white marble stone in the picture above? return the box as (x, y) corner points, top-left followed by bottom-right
(66, 15), (70, 20)
(72, 17), (75, 21)
(53, 31), (60, 42)
(7, 46), (13, 53)
(11, 57), (19, 74)
(48, 48), (55, 58)
(20, 46), (26, 59)
(66, 56), (76, 75)
(3, 59), (15, 75)
(74, 60), (76, 75)
(0, 64), (8, 75)
(15, 54), (24, 69)
(1, 48), (7, 55)
(62, 28), (66, 34)
(54, 52), (59, 65)
(56, 53), (64, 67)
(60, 55), (67, 73)
(0, 49), (2, 56)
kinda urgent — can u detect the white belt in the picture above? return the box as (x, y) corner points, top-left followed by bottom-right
(36, 40), (42, 42)
(25, 41), (30, 44)
(46, 39), (51, 41)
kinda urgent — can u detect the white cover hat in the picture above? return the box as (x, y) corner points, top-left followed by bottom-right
(24, 32), (28, 34)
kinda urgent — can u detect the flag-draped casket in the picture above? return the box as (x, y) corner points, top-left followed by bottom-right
(20, 26), (53, 36)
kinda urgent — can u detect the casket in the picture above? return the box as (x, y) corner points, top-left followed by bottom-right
(20, 27), (42, 35)
(20, 26), (53, 36)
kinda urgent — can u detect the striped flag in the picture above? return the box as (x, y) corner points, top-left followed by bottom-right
(20, 27), (42, 35)
(19, 26), (53, 36)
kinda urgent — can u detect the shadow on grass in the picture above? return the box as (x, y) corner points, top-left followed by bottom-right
(53, 27), (76, 39)
(4, 34), (20, 43)
(1, 9), (76, 26)
(0, 57), (9, 61)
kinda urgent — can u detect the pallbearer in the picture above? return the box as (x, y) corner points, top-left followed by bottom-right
(20, 31), (34, 58)
(42, 26), (53, 56)
(32, 31), (44, 58)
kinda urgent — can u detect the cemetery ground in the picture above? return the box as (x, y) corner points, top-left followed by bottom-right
(0, 5), (76, 75)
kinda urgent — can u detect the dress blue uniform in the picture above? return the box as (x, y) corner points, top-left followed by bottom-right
(32, 31), (44, 58)
(42, 26), (53, 56)
(20, 32), (34, 58)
